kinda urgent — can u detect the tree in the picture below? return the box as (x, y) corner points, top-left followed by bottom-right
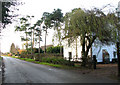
(15, 15), (32, 53)
(1, 1), (22, 28)
(50, 8), (63, 55)
(63, 8), (116, 67)
(26, 15), (34, 56)
(10, 43), (17, 54)
(42, 12), (53, 53)
(34, 19), (43, 56)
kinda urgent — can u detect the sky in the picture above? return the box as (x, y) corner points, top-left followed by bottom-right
(1, 0), (120, 53)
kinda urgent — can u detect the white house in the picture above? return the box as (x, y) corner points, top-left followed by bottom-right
(63, 37), (117, 63)
(92, 43), (117, 62)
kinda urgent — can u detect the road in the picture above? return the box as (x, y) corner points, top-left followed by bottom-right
(2, 56), (119, 83)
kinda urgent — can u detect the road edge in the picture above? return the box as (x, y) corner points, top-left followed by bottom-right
(0, 57), (2, 85)
(1, 57), (5, 84)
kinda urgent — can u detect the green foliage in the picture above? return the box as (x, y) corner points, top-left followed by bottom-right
(20, 48), (44, 55)
(16, 57), (63, 68)
(42, 12), (54, 53)
(15, 16), (32, 33)
(10, 43), (17, 54)
(33, 48), (44, 53)
(64, 8), (116, 45)
(2, 1), (20, 28)
(51, 8), (63, 29)
(19, 53), (74, 66)
(63, 8), (117, 67)
(34, 19), (43, 53)
(15, 15), (34, 53)
(42, 12), (53, 29)
(50, 9), (63, 55)
(46, 46), (63, 54)
(0, 57), (2, 60)
(17, 58), (35, 62)
(41, 57), (74, 66)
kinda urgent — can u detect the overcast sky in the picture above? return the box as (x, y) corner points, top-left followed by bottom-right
(1, 0), (120, 53)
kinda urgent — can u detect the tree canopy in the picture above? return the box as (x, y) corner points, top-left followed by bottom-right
(63, 8), (117, 66)
(10, 43), (17, 54)
(2, 1), (20, 28)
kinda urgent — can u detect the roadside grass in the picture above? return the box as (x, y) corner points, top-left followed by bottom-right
(0, 57), (2, 60)
(17, 57), (68, 68)
(3, 55), (89, 69)
(4, 55), (82, 69)
(20, 58), (85, 69)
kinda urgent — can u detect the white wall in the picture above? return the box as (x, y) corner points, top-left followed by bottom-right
(63, 37), (91, 62)
(92, 44), (117, 62)
(63, 37), (117, 62)
(63, 37), (82, 61)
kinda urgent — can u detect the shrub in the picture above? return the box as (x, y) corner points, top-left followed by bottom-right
(33, 48), (44, 53)
(20, 53), (74, 66)
(46, 46), (63, 54)
(41, 57), (74, 66)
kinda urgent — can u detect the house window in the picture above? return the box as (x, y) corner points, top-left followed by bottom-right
(68, 52), (72, 61)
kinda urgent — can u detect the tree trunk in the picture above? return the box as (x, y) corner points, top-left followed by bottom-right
(60, 41), (62, 56)
(85, 43), (92, 59)
(76, 37), (78, 61)
(38, 31), (41, 61)
(38, 32), (41, 55)
(25, 30), (28, 55)
(31, 29), (33, 56)
(85, 36), (96, 58)
(81, 37), (86, 67)
(82, 36), (96, 67)
(33, 29), (35, 48)
(44, 30), (47, 53)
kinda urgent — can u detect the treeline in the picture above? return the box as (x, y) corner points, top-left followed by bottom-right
(20, 46), (63, 55)
(15, 5), (119, 67)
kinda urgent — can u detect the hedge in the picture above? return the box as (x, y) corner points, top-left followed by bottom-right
(20, 53), (74, 66)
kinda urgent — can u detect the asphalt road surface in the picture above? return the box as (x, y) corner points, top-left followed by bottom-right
(2, 56), (119, 83)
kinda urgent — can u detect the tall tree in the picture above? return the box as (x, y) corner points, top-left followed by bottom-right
(15, 15), (32, 53)
(10, 43), (17, 54)
(50, 8), (63, 55)
(34, 19), (43, 57)
(63, 8), (116, 67)
(42, 12), (53, 53)
(26, 15), (34, 56)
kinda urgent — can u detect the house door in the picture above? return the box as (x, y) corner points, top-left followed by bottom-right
(102, 49), (110, 63)
(69, 52), (72, 61)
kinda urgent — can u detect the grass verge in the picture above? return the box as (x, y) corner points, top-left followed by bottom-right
(2, 55), (86, 69)
(3, 55), (74, 68)
(0, 57), (2, 60)
(17, 57), (71, 68)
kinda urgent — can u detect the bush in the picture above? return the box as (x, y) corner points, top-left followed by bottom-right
(41, 57), (74, 66)
(20, 53), (74, 66)
(33, 48), (44, 53)
(46, 46), (63, 54)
